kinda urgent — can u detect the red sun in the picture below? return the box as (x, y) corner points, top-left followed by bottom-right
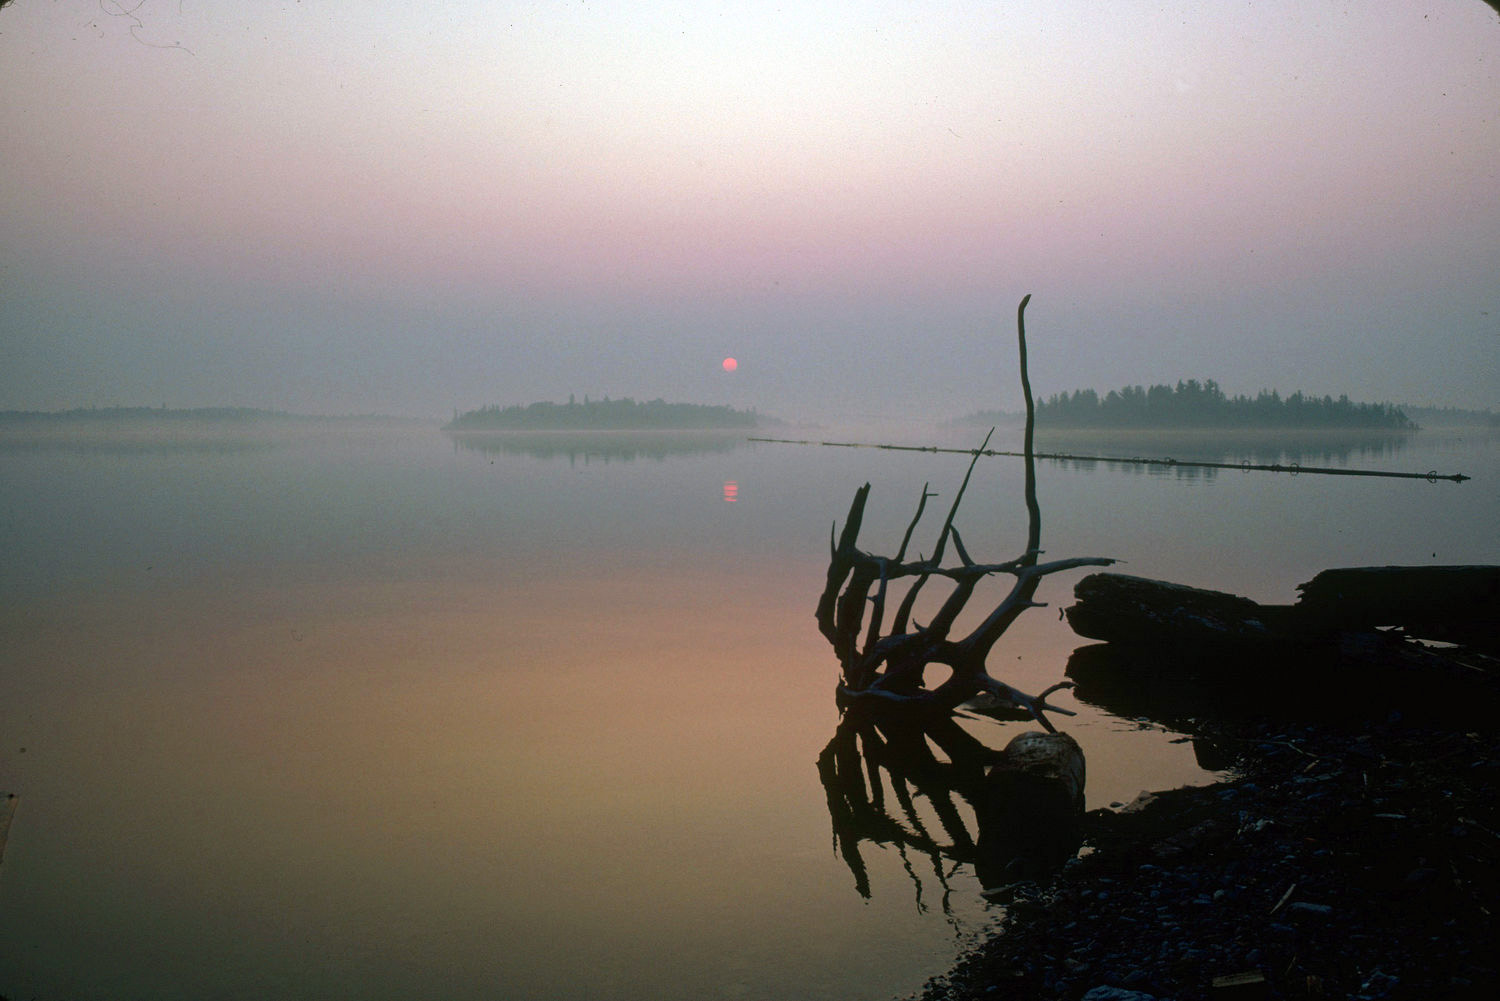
(722, 357), (738, 372)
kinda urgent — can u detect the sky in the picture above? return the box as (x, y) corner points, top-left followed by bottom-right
(1, 0), (1497, 421)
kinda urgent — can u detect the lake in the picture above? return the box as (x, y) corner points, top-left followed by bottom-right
(1, 419), (1495, 1001)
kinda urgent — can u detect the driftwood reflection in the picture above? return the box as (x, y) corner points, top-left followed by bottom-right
(818, 706), (1086, 904)
(818, 707), (996, 907)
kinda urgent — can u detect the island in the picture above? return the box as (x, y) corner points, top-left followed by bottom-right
(956, 379), (1416, 430)
(444, 396), (760, 431)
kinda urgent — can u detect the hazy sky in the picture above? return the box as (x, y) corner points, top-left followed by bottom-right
(2, 0), (1497, 420)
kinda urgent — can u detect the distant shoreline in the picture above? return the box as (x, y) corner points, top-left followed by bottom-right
(0, 406), (424, 426)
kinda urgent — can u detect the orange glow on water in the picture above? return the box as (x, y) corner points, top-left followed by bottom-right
(723, 480), (739, 502)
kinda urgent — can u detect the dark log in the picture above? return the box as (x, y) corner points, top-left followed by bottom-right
(1296, 565), (1500, 652)
(1066, 566), (1500, 653)
(1065, 572), (1302, 648)
(975, 731), (1086, 887)
(1063, 567), (1500, 728)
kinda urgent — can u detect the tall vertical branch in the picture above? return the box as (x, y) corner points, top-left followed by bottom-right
(1017, 293), (1041, 561)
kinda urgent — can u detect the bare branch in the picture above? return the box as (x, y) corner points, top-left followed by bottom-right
(929, 427), (994, 567)
(894, 483), (935, 563)
(815, 295), (1116, 728)
(950, 525), (976, 567)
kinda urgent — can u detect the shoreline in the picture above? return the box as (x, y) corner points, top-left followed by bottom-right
(912, 685), (1500, 1000)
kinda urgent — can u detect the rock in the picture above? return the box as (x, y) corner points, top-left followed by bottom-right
(975, 731), (1086, 887)
(1288, 901), (1333, 917)
(1080, 987), (1158, 1001)
(1209, 970), (1268, 998)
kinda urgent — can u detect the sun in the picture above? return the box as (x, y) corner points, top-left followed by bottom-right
(722, 357), (738, 372)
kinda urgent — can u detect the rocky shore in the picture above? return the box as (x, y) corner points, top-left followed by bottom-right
(911, 704), (1500, 1001)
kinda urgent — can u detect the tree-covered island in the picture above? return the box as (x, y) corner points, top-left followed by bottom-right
(444, 396), (759, 431)
(961, 379), (1415, 430)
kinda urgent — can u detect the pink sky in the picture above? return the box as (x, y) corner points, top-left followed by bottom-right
(2, 0), (1496, 417)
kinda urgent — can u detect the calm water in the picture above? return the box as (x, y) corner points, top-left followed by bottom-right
(1, 421), (1495, 1001)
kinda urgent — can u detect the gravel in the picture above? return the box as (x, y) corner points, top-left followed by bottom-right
(908, 711), (1500, 1001)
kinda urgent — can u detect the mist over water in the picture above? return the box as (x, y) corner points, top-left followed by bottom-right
(1, 420), (1494, 1000)
(4, 3), (1495, 993)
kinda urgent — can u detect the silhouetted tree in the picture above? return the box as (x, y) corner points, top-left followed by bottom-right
(1034, 381), (1413, 429)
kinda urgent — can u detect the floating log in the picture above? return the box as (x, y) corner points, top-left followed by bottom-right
(975, 731), (1086, 887)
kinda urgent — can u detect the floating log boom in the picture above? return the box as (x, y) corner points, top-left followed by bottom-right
(751, 437), (1470, 483)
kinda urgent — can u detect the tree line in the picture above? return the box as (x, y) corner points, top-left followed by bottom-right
(1033, 380), (1414, 429)
(445, 396), (758, 430)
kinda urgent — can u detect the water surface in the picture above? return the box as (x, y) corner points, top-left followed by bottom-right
(1, 421), (1494, 1000)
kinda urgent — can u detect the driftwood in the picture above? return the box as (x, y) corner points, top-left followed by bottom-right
(816, 295), (1116, 729)
(1065, 573), (1300, 648)
(1066, 566), (1500, 653)
(813, 296), (1105, 901)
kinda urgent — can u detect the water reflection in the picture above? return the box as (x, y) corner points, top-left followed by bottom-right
(817, 708), (995, 907)
(1063, 644), (1240, 771)
(0, 430), (282, 456)
(445, 430), (751, 463)
(817, 708), (1086, 902)
(1037, 430), (1413, 482)
(3, 420), (1490, 1000)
